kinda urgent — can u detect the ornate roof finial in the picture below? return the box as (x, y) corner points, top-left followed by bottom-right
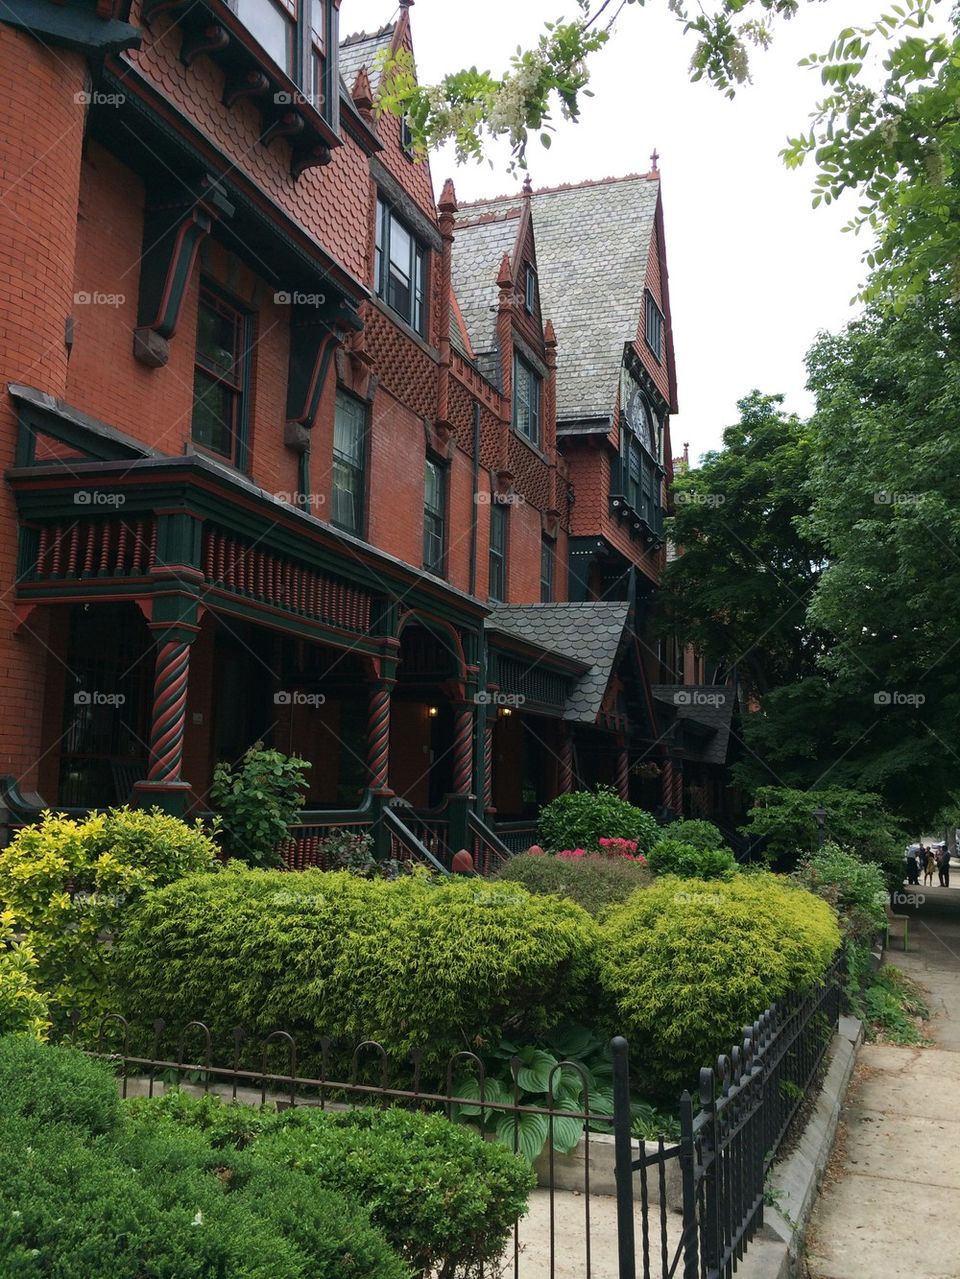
(649, 148), (660, 175)
(522, 173), (533, 196)
(438, 177), (458, 214)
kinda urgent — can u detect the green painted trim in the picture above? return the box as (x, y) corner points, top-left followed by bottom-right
(0, 1), (141, 54)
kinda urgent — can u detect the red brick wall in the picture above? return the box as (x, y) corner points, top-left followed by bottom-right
(0, 28), (87, 788)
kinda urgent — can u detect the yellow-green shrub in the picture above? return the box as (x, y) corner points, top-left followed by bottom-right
(0, 807), (219, 1025)
(113, 869), (600, 1070)
(0, 912), (49, 1039)
(599, 874), (839, 1091)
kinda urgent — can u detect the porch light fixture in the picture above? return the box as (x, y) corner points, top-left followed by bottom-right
(427, 705), (439, 718)
(498, 707), (513, 718)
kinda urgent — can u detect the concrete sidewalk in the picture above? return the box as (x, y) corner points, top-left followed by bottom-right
(804, 882), (960, 1279)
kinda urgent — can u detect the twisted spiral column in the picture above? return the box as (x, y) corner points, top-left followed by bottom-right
(558, 726), (574, 794)
(673, 762), (684, 814)
(615, 739), (630, 801)
(366, 683), (393, 793)
(452, 703), (475, 797)
(146, 640), (191, 783)
(483, 719), (495, 810)
(661, 757), (675, 811)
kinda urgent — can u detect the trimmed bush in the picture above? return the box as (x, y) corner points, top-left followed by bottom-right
(647, 838), (738, 881)
(113, 869), (599, 1070)
(538, 786), (660, 854)
(599, 874), (840, 1091)
(0, 1032), (120, 1136)
(795, 843), (887, 943)
(495, 851), (651, 915)
(128, 1092), (534, 1277)
(661, 819), (728, 851)
(0, 807), (219, 1024)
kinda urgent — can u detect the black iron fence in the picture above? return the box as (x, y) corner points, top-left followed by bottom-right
(70, 956), (842, 1278)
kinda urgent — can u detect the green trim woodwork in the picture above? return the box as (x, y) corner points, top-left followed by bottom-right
(0, 0), (141, 54)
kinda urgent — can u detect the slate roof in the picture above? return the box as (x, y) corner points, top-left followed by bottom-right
(651, 685), (735, 766)
(487, 602), (631, 723)
(339, 24), (394, 94)
(454, 176), (660, 423)
(449, 207), (521, 360)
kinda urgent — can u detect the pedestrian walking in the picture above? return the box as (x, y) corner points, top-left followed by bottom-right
(923, 847), (937, 887)
(906, 845), (920, 886)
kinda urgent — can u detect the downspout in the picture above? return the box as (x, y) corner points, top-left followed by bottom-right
(469, 399), (480, 596)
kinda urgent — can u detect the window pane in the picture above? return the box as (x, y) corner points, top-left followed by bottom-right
(234, 0), (293, 74)
(424, 459), (440, 512)
(332, 458), (360, 531)
(389, 217), (412, 279)
(192, 369), (234, 457)
(196, 299), (237, 380)
(334, 392), (364, 465)
(375, 200), (386, 297)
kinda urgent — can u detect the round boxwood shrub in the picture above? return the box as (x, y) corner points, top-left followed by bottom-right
(599, 874), (840, 1092)
(113, 869), (599, 1071)
(646, 838), (738, 881)
(661, 819), (728, 851)
(494, 850), (651, 915)
(538, 786), (660, 854)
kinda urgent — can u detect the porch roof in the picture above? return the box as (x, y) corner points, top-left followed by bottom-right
(486, 601), (631, 724)
(651, 684), (736, 765)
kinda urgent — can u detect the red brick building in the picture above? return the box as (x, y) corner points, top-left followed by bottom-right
(0, 0), (708, 861)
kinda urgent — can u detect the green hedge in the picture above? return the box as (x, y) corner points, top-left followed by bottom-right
(113, 869), (599, 1070)
(647, 838), (738, 881)
(599, 874), (840, 1091)
(538, 786), (660, 853)
(494, 851), (651, 915)
(0, 1037), (405, 1279)
(127, 1091), (534, 1276)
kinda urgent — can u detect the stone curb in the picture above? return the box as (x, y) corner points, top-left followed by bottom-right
(737, 1014), (864, 1279)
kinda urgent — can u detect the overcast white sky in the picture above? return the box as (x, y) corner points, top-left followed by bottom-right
(342, 1), (940, 462)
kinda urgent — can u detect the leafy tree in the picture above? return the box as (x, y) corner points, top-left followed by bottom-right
(210, 743), (310, 867)
(659, 391), (826, 700)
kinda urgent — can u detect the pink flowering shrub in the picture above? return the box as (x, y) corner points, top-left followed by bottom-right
(556, 845), (647, 866)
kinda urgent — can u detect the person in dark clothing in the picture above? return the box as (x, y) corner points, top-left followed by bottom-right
(906, 846), (920, 886)
(937, 845), (951, 887)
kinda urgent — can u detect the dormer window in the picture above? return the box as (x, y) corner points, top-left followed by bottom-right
(645, 291), (664, 363)
(232, 0), (324, 101)
(513, 352), (541, 447)
(375, 197), (427, 336)
(524, 265), (536, 313)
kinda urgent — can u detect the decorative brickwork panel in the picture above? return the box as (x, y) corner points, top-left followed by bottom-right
(508, 432), (550, 512)
(362, 305), (436, 419)
(202, 526), (372, 632)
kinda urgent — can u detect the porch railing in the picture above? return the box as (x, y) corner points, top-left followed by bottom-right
(279, 808), (377, 870)
(468, 810), (514, 876)
(493, 820), (539, 854)
(382, 805), (449, 875)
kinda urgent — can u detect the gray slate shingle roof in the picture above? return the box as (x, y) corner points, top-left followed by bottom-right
(339, 24), (394, 94)
(449, 209), (521, 361)
(487, 602), (630, 723)
(454, 177), (660, 422)
(651, 685), (735, 766)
